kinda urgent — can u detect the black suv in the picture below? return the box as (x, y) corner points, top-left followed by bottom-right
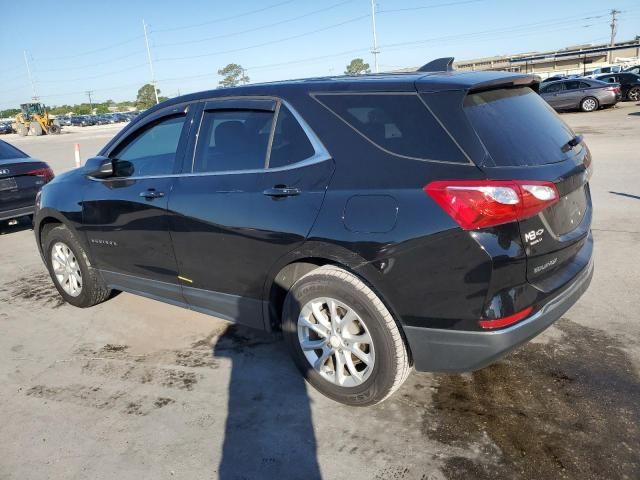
(34, 60), (593, 406)
(596, 72), (640, 101)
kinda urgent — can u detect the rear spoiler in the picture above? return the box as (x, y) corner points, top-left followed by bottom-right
(415, 68), (541, 93)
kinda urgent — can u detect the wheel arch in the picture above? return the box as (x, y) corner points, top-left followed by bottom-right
(262, 246), (411, 364)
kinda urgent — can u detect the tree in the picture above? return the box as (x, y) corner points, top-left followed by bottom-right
(0, 108), (20, 118)
(217, 63), (249, 88)
(345, 58), (371, 76)
(136, 83), (160, 110)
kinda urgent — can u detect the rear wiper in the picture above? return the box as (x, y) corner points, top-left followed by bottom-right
(562, 134), (584, 153)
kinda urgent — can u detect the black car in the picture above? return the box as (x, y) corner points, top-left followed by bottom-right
(596, 72), (640, 101)
(0, 122), (13, 134)
(69, 115), (93, 127)
(34, 61), (593, 406)
(1, 140), (54, 224)
(625, 65), (639, 75)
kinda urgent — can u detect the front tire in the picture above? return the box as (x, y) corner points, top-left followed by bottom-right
(43, 225), (111, 308)
(580, 96), (598, 112)
(283, 265), (411, 406)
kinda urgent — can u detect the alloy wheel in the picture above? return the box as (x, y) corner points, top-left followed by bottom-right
(51, 241), (83, 297)
(298, 297), (375, 387)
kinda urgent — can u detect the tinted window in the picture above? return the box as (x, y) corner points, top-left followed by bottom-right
(564, 81), (581, 90)
(268, 105), (315, 168)
(0, 140), (27, 160)
(114, 115), (185, 177)
(193, 110), (273, 173)
(543, 82), (564, 93)
(314, 93), (466, 162)
(579, 82), (592, 88)
(464, 87), (575, 166)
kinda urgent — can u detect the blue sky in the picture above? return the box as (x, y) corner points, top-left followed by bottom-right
(1, 0), (638, 108)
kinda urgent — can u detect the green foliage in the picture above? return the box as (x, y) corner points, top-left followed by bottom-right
(0, 108), (20, 118)
(345, 58), (371, 76)
(136, 83), (160, 110)
(217, 63), (249, 88)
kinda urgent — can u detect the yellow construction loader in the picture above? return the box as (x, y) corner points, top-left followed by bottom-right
(12, 103), (61, 136)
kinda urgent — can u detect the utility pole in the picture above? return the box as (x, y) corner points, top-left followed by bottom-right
(143, 19), (160, 105)
(370, 0), (380, 73)
(23, 50), (38, 101)
(608, 9), (621, 63)
(86, 90), (94, 113)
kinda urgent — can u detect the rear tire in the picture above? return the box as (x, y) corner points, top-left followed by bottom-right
(580, 96), (598, 112)
(628, 87), (640, 102)
(43, 224), (111, 308)
(282, 265), (411, 406)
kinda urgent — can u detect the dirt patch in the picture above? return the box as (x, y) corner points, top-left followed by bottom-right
(0, 271), (64, 308)
(425, 319), (640, 479)
(26, 384), (175, 416)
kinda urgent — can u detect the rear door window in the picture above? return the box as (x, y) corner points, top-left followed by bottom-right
(268, 105), (315, 168)
(313, 93), (466, 162)
(193, 110), (274, 173)
(564, 81), (581, 90)
(464, 87), (575, 167)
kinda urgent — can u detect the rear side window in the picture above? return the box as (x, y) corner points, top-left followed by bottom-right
(564, 81), (581, 90)
(269, 105), (315, 168)
(579, 82), (591, 88)
(464, 87), (575, 167)
(314, 93), (466, 162)
(0, 141), (27, 160)
(193, 110), (273, 173)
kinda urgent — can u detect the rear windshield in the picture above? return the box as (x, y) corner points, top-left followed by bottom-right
(464, 87), (575, 166)
(314, 93), (467, 162)
(0, 141), (27, 161)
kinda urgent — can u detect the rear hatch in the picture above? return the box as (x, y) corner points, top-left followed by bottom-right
(462, 86), (592, 290)
(0, 143), (53, 212)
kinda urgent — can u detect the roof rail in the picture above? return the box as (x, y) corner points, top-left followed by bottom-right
(417, 57), (455, 73)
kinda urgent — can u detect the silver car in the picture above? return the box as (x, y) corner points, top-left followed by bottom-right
(539, 79), (620, 112)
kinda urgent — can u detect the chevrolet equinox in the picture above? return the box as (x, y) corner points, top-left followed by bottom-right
(34, 59), (594, 406)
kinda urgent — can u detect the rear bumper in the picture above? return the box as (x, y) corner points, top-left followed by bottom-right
(405, 257), (594, 373)
(0, 205), (35, 222)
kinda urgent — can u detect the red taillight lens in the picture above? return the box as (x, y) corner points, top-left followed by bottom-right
(479, 306), (533, 329)
(424, 180), (559, 230)
(26, 167), (55, 183)
(606, 86), (620, 93)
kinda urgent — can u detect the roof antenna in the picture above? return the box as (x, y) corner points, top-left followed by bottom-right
(417, 57), (455, 73)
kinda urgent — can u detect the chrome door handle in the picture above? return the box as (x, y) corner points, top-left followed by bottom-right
(140, 189), (165, 199)
(263, 186), (301, 197)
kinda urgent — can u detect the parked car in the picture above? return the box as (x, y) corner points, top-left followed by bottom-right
(69, 116), (94, 127)
(586, 65), (624, 77)
(539, 78), (620, 111)
(0, 122), (13, 134)
(56, 117), (72, 127)
(541, 75), (567, 83)
(624, 65), (640, 75)
(34, 65), (593, 406)
(595, 72), (640, 101)
(1, 139), (54, 224)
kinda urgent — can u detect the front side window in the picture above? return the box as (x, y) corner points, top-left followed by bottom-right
(543, 82), (564, 93)
(193, 110), (274, 173)
(113, 115), (186, 177)
(314, 93), (466, 162)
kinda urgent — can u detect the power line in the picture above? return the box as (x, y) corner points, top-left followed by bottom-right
(154, 0), (354, 49)
(378, 0), (484, 14)
(157, 14), (370, 62)
(33, 36), (145, 62)
(33, 52), (143, 74)
(153, 0), (297, 33)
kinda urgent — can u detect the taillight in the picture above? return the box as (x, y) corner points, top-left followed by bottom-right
(26, 167), (55, 183)
(606, 86), (620, 92)
(479, 306), (533, 329)
(424, 180), (559, 230)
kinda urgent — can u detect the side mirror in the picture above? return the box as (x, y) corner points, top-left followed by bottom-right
(84, 156), (113, 179)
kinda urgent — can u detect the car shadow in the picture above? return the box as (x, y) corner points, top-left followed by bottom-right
(0, 216), (33, 236)
(610, 191), (640, 200)
(213, 323), (321, 480)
